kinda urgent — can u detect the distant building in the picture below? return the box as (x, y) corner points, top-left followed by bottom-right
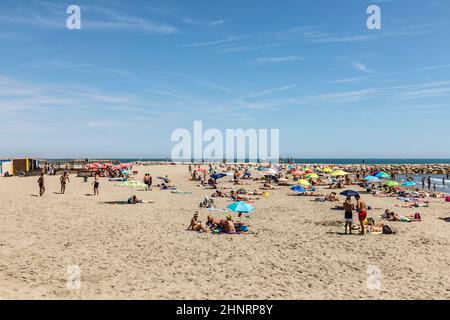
(0, 158), (42, 176)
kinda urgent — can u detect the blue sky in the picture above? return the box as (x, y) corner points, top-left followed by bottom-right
(0, 0), (449, 159)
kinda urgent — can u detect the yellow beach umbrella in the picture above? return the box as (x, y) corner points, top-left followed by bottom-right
(298, 179), (311, 186)
(305, 173), (319, 179)
(331, 170), (349, 177)
(323, 168), (333, 173)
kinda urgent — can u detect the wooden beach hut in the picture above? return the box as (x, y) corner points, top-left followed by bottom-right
(0, 158), (41, 176)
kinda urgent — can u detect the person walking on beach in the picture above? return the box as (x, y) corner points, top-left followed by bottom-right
(343, 196), (354, 235)
(143, 174), (149, 189)
(422, 177), (426, 189)
(443, 177), (446, 186)
(427, 176), (431, 191)
(355, 195), (367, 235)
(60, 172), (70, 194)
(93, 172), (100, 196)
(147, 174), (152, 191)
(38, 173), (45, 197)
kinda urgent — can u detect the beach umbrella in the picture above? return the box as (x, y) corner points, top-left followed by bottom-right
(288, 165), (296, 169)
(297, 179), (311, 186)
(375, 171), (390, 179)
(363, 175), (381, 182)
(196, 168), (207, 173)
(331, 170), (349, 177)
(261, 168), (278, 175)
(305, 173), (319, 179)
(384, 180), (399, 187)
(291, 185), (307, 193)
(226, 201), (255, 217)
(211, 173), (227, 180)
(402, 181), (416, 187)
(340, 190), (360, 197)
(323, 168), (333, 173)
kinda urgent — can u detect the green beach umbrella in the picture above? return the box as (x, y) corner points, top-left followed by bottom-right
(384, 180), (399, 187)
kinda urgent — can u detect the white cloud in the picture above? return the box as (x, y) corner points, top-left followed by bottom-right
(249, 56), (305, 65)
(353, 61), (377, 74)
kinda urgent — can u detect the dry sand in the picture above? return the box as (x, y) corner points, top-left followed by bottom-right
(0, 165), (449, 299)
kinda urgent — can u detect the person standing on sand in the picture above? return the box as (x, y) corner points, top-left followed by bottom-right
(343, 196), (354, 235)
(427, 176), (431, 190)
(148, 174), (152, 191)
(355, 195), (367, 235)
(143, 174), (149, 190)
(93, 172), (100, 196)
(422, 177), (425, 189)
(60, 172), (70, 194)
(38, 173), (45, 197)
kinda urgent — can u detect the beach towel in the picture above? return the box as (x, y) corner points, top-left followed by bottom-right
(171, 191), (192, 195)
(206, 208), (227, 212)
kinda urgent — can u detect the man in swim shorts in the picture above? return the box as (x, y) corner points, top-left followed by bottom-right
(355, 195), (367, 235)
(343, 196), (354, 234)
(93, 172), (100, 196)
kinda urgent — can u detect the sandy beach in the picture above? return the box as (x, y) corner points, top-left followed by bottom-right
(0, 164), (449, 300)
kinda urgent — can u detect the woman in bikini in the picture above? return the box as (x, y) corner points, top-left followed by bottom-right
(188, 212), (209, 233)
(60, 172), (70, 194)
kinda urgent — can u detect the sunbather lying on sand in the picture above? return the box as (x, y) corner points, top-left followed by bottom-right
(247, 190), (263, 196)
(211, 190), (224, 197)
(438, 217), (450, 222)
(325, 192), (339, 202)
(260, 182), (274, 190)
(127, 195), (153, 204)
(383, 209), (421, 222)
(188, 212), (210, 233)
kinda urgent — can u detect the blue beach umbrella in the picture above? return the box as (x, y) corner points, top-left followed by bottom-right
(402, 181), (416, 187)
(374, 171), (391, 179)
(291, 185), (307, 193)
(364, 176), (382, 182)
(339, 190), (360, 197)
(226, 201), (255, 216)
(211, 173), (227, 180)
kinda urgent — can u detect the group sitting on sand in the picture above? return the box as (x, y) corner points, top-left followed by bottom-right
(188, 212), (249, 234)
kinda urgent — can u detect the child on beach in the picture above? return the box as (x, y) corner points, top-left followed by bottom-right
(343, 196), (354, 234)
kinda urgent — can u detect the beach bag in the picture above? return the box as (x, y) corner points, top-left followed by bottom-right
(382, 225), (393, 235)
(445, 196), (450, 202)
(414, 213), (421, 220)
